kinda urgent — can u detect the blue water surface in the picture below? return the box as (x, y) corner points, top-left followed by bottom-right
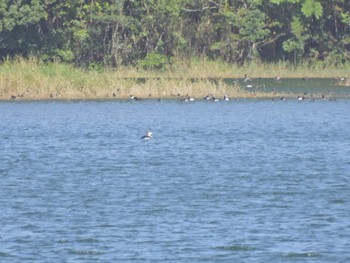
(1, 99), (350, 262)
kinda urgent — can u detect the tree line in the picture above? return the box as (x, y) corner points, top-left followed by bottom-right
(1, 0), (350, 69)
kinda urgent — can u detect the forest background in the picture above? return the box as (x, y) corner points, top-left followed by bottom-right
(1, 0), (350, 69)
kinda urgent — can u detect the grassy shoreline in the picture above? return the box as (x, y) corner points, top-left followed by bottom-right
(1, 59), (350, 100)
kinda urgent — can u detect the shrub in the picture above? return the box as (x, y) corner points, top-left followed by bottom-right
(138, 52), (168, 70)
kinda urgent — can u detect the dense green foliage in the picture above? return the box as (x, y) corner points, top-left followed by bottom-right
(1, 0), (350, 68)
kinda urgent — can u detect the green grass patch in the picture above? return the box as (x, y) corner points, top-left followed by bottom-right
(1, 57), (350, 100)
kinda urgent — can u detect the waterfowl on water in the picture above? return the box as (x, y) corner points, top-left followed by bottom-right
(223, 95), (229, 101)
(182, 95), (194, 102)
(141, 132), (153, 140)
(338, 77), (350, 86)
(243, 74), (252, 83)
(130, 95), (141, 101)
(274, 76), (282, 82)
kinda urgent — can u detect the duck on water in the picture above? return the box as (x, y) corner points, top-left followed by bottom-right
(141, 132), (153, 140)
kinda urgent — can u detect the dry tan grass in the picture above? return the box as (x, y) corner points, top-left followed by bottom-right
(1, 58), (350, 100)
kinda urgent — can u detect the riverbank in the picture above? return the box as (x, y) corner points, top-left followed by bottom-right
(1, 59), (350, 100)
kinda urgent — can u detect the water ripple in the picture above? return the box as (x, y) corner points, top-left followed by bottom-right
(1, 100), (350, 262)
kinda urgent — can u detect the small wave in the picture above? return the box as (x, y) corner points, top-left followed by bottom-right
(98, 223), (115, 228)
(217, 244), (256, 251)
(0, 252), (10, 257)
(76, 238), (100, 243)
(57, 239), (69, 244)
(68, 249), (104, 255)
(331, 199), (346, 204)
(284, 252), (320, 258)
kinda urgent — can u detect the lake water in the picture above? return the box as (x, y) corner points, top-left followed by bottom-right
(1, 99), (350, 262)
(234, 78), (350, 97)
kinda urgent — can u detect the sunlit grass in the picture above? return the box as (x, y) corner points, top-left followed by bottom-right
(1, 57), (350, 100)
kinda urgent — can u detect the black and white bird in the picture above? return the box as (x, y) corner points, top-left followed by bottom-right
(141, 131), (153, 140)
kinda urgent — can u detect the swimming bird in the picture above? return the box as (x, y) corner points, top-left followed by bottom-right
(211, 96), (219, 102)
(243, 74), (252, 83)
(274, 76), (282, 82)
(141, 131), (153, 140)
(182, 95), (194, 102)
(130, 95), (141, 101)
(223, 95), (229, 101)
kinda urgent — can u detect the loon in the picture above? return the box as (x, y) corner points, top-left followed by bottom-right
(130, 95), (141, 101)
(182, 96), (194, 102)
(141, 132), (153, 140)
(275, 76), (282, 82)
(243, 74), (252, 83)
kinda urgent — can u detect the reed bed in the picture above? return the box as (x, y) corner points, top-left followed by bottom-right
(104, 61), (350, 79)
(1, 58), (350, 100)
